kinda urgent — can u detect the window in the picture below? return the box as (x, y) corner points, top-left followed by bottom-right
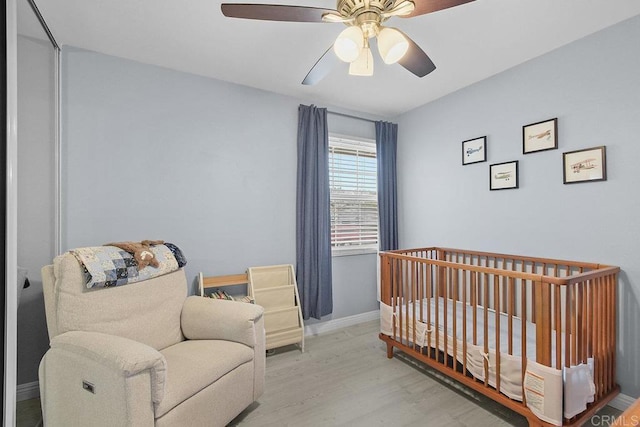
(328, 134), (378, 255)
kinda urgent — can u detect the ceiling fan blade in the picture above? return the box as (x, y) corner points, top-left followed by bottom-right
(302, 46), (340, 85)
(402, 0), (475, 18)
(221, 4), (337, 22)
(397, 31), (436, 77)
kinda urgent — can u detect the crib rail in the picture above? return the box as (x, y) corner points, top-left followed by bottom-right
(379, 247), (619, 426)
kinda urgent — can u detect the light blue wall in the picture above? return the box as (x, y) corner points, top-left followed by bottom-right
(60, 47), (380, 325)
(395, 15), (640, 397)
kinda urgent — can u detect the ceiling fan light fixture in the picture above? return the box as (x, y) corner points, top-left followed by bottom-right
(348, 46), (374, 76)
(377, 27), (409, 64)
(334, 26), (364, 63)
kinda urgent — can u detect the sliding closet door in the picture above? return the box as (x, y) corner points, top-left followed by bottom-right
(2, 0), (8, 419)
(1, 8), (4, 415)
(16, 0), (59, 395)
(4, 0), (58, 422)
(4, 0), (18, 424)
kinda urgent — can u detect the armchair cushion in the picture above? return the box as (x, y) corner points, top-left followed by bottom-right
(155, 340), (254, 417)
(48, 255), (186, 350)
(50, 330), (167, 404)
(181, 297), (264, 347)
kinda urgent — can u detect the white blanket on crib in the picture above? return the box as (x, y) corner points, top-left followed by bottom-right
(380, 298), (595, 426)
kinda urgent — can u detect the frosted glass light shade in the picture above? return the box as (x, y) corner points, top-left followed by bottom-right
(348, 46), (374, 76)
(334, 26), (364, 63)
(377, 27), (408, 64)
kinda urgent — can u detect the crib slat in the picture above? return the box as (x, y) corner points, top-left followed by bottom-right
(508, 277), (514, 355)
(603, 275), (609, 396)
(576, 282), (583, 365)
(427, 262), (433, 359)
(555, 284), (561, 370)
(610, 273), (617, 394)
(596, 277), (603, 398)
(453, 268), (458, 371)
(472, 271), (478, 346)
(608, 274), (613, 393)
(565, 284), (572, 369)
(571, 284), (577, 367)
(398, 260), (407, 342)
(530, 265), (536, 322)
(606, 274), (612, 394)
(419, 262), (424, 325)
(580, 281), (587, 364)
(405, 260), (411, 348)
(435, 264), (441, 360)
(587, 276), (595, 391)
(603, 274), (608, 393)
(412, 260), (417, 348)
(587, 281), (595, 362)
(483, 273), (489, 387)
(391, 258), (397, 340)
(443, 267), (449, 368)
(521, 278), (527, 405)
(494, 274), (501, 394)
(462, 267), (468, 376)
(535, 281), (552, 366)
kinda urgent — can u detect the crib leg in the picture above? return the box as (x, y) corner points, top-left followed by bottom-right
(386, 342), (394, 359)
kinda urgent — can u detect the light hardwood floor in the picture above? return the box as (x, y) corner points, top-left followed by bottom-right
(232, 320), (620, 427)
(17, 320), (621, 426)
(232, 320), (525, 426)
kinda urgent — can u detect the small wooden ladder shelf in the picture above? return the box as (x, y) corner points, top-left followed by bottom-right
(199, 264), (304, 352)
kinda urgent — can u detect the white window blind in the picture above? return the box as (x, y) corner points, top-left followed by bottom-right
(328, 135), (378, 254)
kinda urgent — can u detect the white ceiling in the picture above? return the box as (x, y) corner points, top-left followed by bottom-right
(35, 0), (640, 117)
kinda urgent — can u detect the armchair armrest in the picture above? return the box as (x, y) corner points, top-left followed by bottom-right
(49, 330), (167, 404)
(181, 296), (264, 347)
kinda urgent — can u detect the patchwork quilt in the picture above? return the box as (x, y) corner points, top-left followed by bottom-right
(71, 243), (187, 289)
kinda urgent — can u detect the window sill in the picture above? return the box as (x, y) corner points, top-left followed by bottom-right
(331, 248), (378, 258)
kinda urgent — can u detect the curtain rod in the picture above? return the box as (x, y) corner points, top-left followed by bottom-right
(327, 110), (377, 124)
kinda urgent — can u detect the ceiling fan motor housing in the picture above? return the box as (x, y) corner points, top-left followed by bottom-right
(337, 0), (395, 18)
(337, 0), (397, 37)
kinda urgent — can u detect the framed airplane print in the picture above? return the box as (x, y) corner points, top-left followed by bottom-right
(563, 146), (607, 184)
(490, 160), (519, 190)
(523, 118), (557, 154)
(462, 136), (487, 165)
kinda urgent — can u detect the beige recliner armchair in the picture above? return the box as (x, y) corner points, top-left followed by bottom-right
(39, 252), (265, 427)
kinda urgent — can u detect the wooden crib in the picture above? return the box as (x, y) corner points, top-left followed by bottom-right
(379, 247), (619, 426)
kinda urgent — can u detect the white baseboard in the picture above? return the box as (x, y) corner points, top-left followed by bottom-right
(17, 381), (40, 401)
(609, 393), (635, 411)
(304, 309), (379, 337)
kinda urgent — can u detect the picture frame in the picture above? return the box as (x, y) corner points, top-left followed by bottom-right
(490, 160), (519, 190)
(563, 146), (607, 184)
(462, 136), (487, 165)
(523, 117), (557, 154)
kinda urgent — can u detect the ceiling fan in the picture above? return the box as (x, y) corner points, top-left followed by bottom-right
(220, 0), (475, 85)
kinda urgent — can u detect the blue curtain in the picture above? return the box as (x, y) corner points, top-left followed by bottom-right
(296, 104), (333, 320)
(375, 121), (399, 251)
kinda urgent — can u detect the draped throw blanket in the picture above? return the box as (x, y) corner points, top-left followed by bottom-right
(375, 121), (399, 251)
(296, 104), (333, 320)
(71, 243), (187, 289)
